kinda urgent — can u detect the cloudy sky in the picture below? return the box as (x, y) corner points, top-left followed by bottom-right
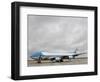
(27, 15), (88, 54)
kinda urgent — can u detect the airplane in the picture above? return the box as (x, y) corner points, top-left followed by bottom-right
(30, 49), (87, 63)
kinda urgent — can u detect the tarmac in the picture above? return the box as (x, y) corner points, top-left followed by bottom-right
(28, 57), (88, 67)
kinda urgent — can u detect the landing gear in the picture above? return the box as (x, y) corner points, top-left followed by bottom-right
(37, 56), (41, 63)
(50, 58), (56, 63)
(50, 58), (63, 63)
(73, 56), (75, 59)
(60, 59), (63, 62)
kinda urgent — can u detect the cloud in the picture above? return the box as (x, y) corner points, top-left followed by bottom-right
(28, 15), (88, 53)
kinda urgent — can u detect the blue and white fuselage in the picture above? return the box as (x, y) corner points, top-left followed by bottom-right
(31, 49), (86, 63)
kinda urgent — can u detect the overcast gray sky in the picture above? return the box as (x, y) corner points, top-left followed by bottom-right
(28, 15), (88, 54)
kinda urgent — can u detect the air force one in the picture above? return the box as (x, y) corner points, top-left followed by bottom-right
(30, 49), (87, 63)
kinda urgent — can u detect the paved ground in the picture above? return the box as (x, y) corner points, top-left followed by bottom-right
(28, 57), (88, 67)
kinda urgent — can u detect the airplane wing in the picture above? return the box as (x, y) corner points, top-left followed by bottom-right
(75, 52), (87, 56)
(41, 52), (74, 56)
(41, 52), (87, 56)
